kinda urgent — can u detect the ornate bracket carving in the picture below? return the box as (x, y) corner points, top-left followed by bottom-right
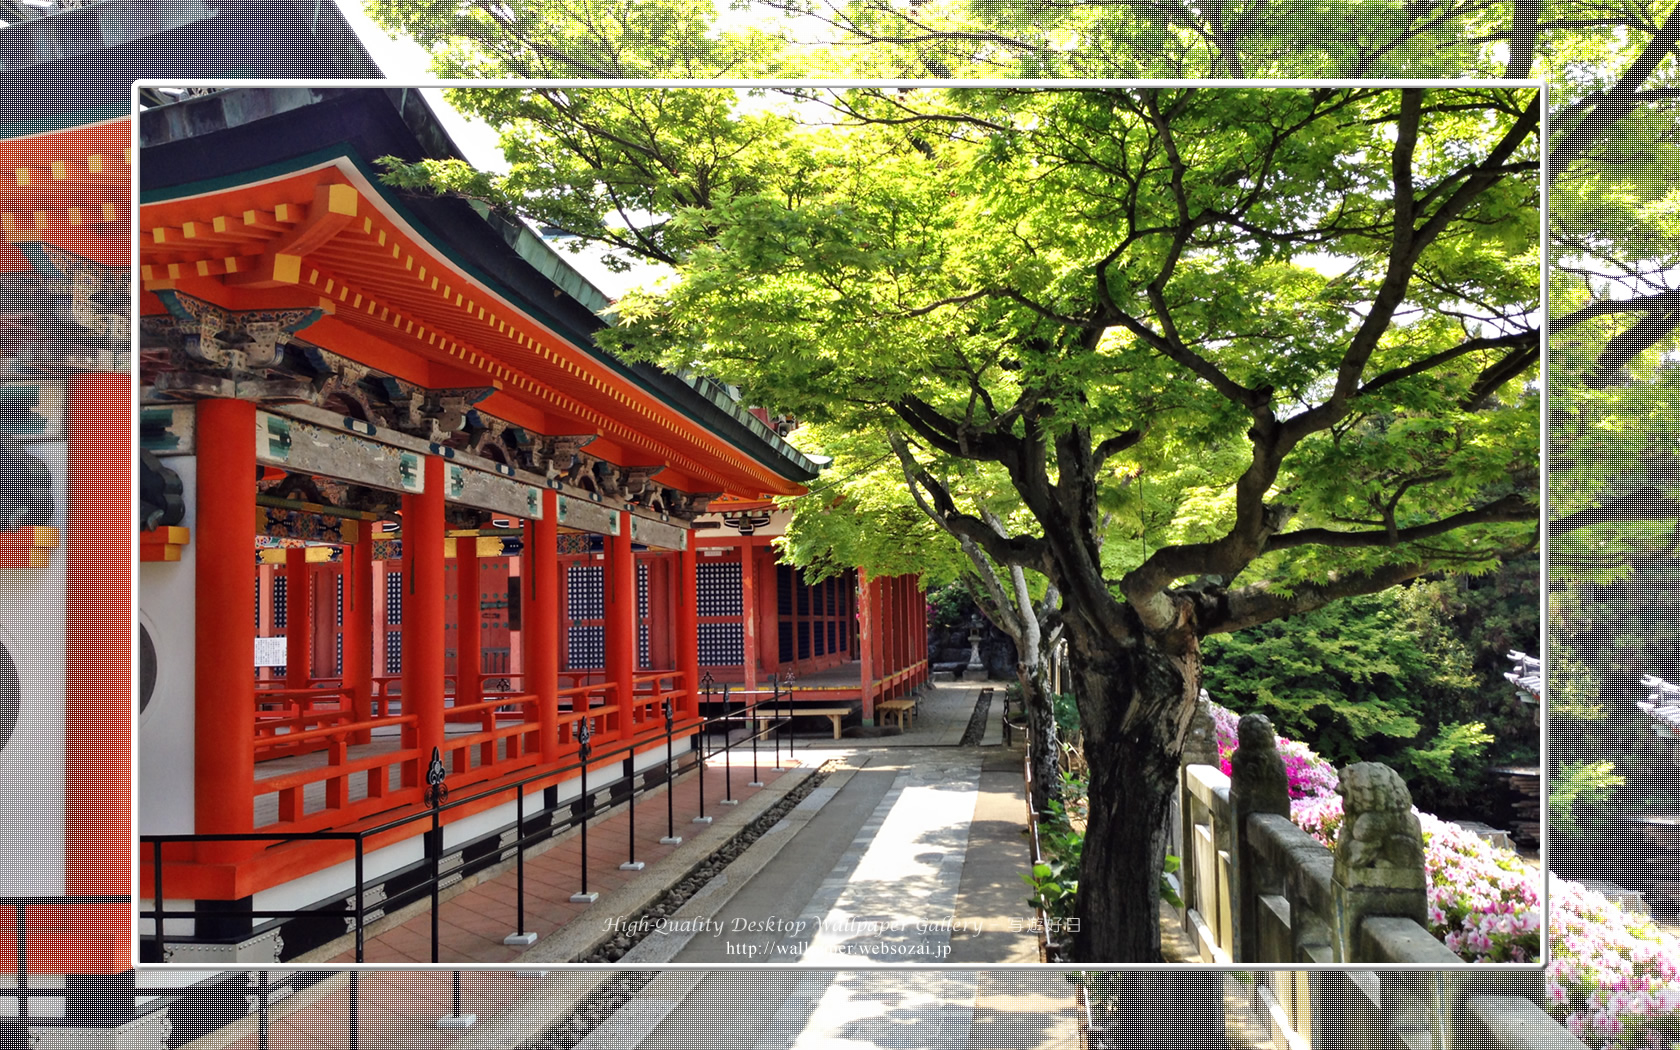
(148, 289), (321, 376)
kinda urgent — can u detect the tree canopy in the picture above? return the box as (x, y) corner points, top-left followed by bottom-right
(379, 82), (1540, 958)
(364, 0), (1680, 963)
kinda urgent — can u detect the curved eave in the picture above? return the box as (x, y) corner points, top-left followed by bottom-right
(470, 201), (820, 484)
(140, 86), (817, 493)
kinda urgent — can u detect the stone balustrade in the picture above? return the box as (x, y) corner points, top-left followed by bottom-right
(1177, 708), (1585, 1050)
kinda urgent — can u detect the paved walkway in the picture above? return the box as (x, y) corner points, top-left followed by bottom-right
(300, 758), (805, 965)
(181, 681), (1093, 1050)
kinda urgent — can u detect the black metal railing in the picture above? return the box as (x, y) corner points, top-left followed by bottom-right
(141, 690), (800, 964)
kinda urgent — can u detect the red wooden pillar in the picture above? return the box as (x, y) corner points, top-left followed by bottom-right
(344, 536), (374, 742)
(893, 576), (908, 685)
(402, 456), (447, 780)
(195, 398), (257, 853)
(284, 546), (309, 688)
(457, 536), (483, 710)
(739, 543), (758, 690)
(313, 563), (339, 681)
(921, 582), (929, 676)
(677, 538), (700, 721)
(529, 491), (559, 763)
(758, 546), (779, 681)
(898, 577), (911, 678)
(652, 556), (676, 670)
(605, 511), (636, 738)
(857, 570), (876, 723)
(64, 370), (130, 920)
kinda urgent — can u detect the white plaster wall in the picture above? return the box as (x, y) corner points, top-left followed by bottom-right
(138, 454), (195, 835)
(0, 438), (67, 895)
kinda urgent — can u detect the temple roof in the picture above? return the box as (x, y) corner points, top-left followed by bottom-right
(0, 0), (383, 138)
(138, 86), (818, 499)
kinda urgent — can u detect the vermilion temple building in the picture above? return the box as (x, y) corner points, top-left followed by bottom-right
(135, 85), (929, 961)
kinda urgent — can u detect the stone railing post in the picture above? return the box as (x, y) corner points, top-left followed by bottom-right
(1179, 692), (1220, 939)
(1332, 762), (1428, 964)
(1228, 712), (1291, 963)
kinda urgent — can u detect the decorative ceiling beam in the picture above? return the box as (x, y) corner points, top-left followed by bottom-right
(224, 182), (359, 290)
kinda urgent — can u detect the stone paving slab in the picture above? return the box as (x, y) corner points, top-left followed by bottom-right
(798, 751), (983, 964)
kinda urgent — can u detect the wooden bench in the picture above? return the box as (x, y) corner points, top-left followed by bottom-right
(748, 705), (856, 740)
(876, 698), (917, 731)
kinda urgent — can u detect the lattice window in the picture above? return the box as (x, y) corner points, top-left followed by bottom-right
(636, 561), (649, 618)
(568, 625), (605, 669)
(697, 561), (742, 617)
(254, 579), (261, 629)
(797, 621), (810, 660)
(796, 578), (809, 617)
(568, 563), (604, 620)
(273, 575), (288, 628)
(638, 623), (650, 668)
(778, 620), (793, 663)
(336, 633), (343, 676)
(776, 565), (793, 616)
(384, 631), (401, 675)
(386, 572), (403, 625)
(698, 623), (743, 666)
(827, 621), (837, 654)
(336, 574), (344, 628)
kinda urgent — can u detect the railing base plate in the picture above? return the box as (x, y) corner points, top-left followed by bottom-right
(503, 932), (538, 946)
(660, 836), (683, 845)
(718, 799), (740, 806)
(569, 892), (599, 904)
(437, 1014), (478, 1030)
(748, 781), (765, 787)
(692, 816), (713, 825)
(620, 861), (646, 871)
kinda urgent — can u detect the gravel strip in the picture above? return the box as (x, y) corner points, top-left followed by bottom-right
(959, 687), (995, 747)
(522, 758), (842, 1049)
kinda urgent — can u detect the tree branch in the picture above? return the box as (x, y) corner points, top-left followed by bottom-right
(885, 430), (1051, 573)
(1550, 1), (1680, 173)
(1263, 492), (1536, 552)
(1198, 561), (1439, 636)
(1093, 429), (1146, 469)
(1357, 330), (1538, 401)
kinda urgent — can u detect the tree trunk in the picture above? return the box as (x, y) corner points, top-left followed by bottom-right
(1019, 663), (1061, 814)
(1069, 619), (1200, 964)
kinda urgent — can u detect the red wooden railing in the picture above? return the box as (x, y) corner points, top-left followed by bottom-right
(247, 670), (699, 838)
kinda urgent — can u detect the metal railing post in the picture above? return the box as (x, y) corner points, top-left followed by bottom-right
(438, 968), (476, 1029)
(349, 970), (359, 1050)
(425, 747), (449, 964)
(152, 839), (166, 961)
(258, 970), (270, 1050)
(354, 837), (366, 963)
(783, 670), (797, 764)
(661, 694), (681, 845)
(622, 739), (644, 871)
(570, 718), (599, 903)
(749, 692), (763, 787)
(720, 683), (737, 805)
(695, 673), (713, 825)
(504, 788), (536, 947)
